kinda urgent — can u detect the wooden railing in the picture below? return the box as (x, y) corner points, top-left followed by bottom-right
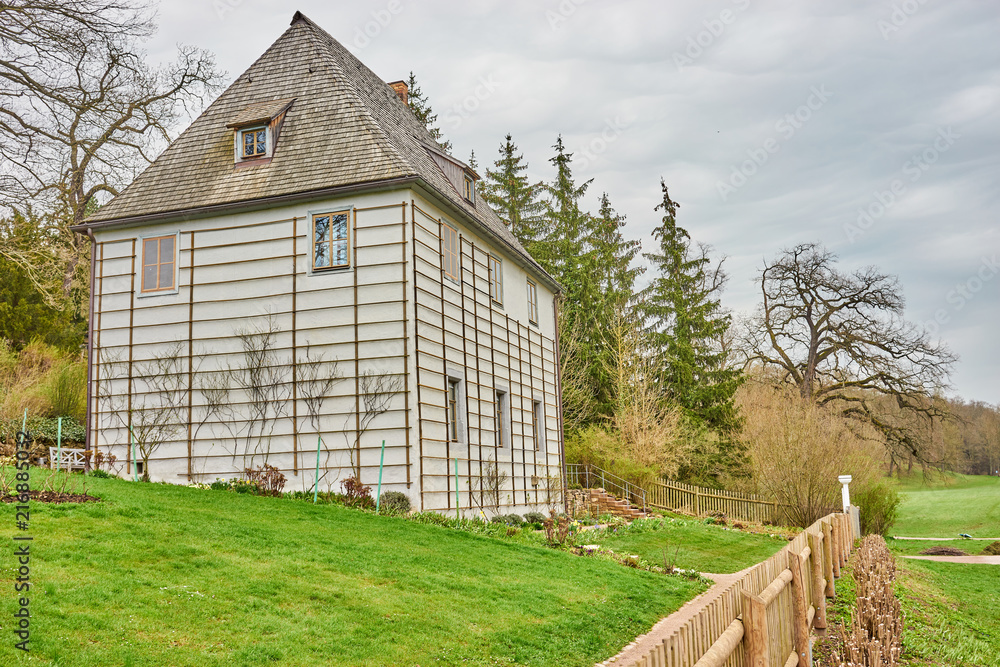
(646, 479), (784, 525)
(614, 509), (858, 667)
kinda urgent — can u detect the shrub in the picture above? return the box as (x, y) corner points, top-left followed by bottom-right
(378, 491), (410, 515)
(855, 480), (901, 536)
(523, 511), (546, 524)
(210, 478), (233, 491)
(89, 469), (112, 479)
(41, 359), (87, 422)
(341, 477), (374, 509)
(244, 464), (286, 497)
(502, 513), (523, 526)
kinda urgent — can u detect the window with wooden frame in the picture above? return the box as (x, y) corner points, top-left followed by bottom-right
(526, 279), (539, 325)
(533, 399), (545, 452)
(495, 389), (510, 449)
(240, 126), (267, 158)
(312, 211), (350, 270)
(488, 255), (503, 305)
(446, 378), (460, 443)
(141, 235), (176, 293)
(442, 223), (459, 282)
(463, 174), (475, 203)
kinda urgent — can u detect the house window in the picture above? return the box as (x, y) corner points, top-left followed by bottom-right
(141, 235), (176, 293)
(446, 378), (460, 443)
(527, 279), (538, 325)
(488, 255), (503, 305)
(312, 211), (350, 270)
(495, 389), (509, 449)
(533, 400), (545, 452)
(240, 126), (267, 158)
(463, 174), (475, 203)
(442, 223), (459, 282)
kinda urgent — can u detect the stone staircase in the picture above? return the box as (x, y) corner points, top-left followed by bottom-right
(568, 487), (648, 520)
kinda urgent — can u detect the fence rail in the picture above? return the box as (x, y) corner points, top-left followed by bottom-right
(614, 508), (859, 667)
(646, 478), (784, 525)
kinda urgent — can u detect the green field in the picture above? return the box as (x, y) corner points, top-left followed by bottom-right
(584, 518), (789, 574)
(0, 470), (706, 667)
(897, 560), (1000, 667)
(891, 473), (1000, 538)
(889, 473), (1000, 666)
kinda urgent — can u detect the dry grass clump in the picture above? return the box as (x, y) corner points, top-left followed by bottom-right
(981, 541), (1000, 556)
(0, 340), (86, 422)
(831, 535), (903, 666)
(734, 381), (884, 527)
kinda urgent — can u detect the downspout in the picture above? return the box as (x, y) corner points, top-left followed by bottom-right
(553, 296), (567, 515)
(83, 227), (97, 472)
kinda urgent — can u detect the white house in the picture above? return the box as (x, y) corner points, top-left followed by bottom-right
(72, 12), (564, 516)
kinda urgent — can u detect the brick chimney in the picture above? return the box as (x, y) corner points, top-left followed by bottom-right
(388, 80), (408, 105)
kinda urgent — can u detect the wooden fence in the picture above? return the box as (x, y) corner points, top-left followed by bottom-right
(646, 479), (785, 525)
(615, 510), (857, 667)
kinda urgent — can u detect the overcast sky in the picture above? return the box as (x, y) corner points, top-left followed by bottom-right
(145, 0), (999, 404)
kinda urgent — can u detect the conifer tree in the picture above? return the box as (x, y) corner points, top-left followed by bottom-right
(641, 179), (742, 434)
(480, 134), (546, 254)
(405, 71), (451, 152)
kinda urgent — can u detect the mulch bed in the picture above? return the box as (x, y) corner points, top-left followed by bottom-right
(1, 490), (101, 504)
(918, 546), (968, 556)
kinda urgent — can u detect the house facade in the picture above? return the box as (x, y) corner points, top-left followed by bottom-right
(73, 12), (564, 516)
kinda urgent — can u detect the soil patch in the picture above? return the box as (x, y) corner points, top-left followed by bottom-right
(918, 546), (967, 556)
(1, 490), (100, 503)
(981, 541), (1000, 556)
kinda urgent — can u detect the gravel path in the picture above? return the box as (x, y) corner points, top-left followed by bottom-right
(892, 536), (1000, 540)
(902, 555), (1000, 564)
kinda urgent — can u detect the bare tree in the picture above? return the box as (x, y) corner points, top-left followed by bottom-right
(742, 243), (957, 463)
(297, 345), (343, 492)
(0, 0), (222, 303)
(98, 343), (187, 481)
(230, 317), (290, 469)
(345, 370), (402, 480)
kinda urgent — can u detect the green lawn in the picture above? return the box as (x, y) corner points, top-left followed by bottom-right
(0, 471), (705, 667)
(891, 473), (1000, 538)
(887, 538), (1000, 557)
(583, 517), (789, 574)
(897, 560), (1000, 666)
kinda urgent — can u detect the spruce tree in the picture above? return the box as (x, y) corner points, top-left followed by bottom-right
(641, 179), (742, 434)
(405, 71), (451, 152)
(480, 134), (546, 254)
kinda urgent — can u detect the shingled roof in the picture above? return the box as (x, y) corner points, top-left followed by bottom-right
(79, 12), (555, 288)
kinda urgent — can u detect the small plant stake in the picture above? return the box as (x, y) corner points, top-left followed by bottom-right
(21, 408), (27, 434)
(375, 439), (386, 514)
(129, 425), (137, 482)
(313, 435), (323, 503)
(56, 416), (63, 471)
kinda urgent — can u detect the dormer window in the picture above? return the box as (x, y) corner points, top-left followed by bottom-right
(227, 97), (295, 165)
(241, 127), (267, 158)
(463, 174), (475, 203)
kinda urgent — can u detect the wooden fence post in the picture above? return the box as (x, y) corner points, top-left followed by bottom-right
(741, 590), (769, 667)
(808, 530), (828, 629)
(822, 520), (835, 598)
(830, 516), (842, 579)
(789, 550), (810, 667)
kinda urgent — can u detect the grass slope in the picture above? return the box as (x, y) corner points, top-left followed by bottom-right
(892, 473), (1000, 538)
(0, 473), (704, 667)
(585, 519), (788, 574)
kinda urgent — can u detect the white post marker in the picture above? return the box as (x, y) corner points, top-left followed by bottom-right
(838, 475), (852, 512)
